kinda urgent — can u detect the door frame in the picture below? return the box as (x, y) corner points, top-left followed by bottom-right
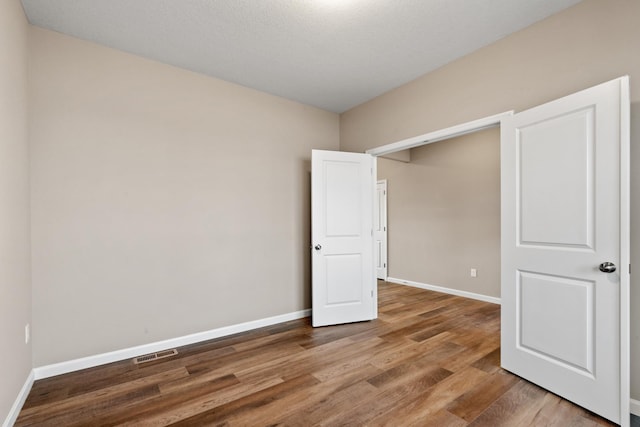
(364, 78), (630, 423)
(366, 111), (512, 157)
(375, 179), (388, 280)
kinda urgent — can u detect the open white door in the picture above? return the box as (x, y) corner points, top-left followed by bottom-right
(311, 149), (376, 327)
(375, 180), (388, 280)
(501, 77), (630, 425)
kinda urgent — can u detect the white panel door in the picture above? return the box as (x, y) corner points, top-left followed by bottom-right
(311, 150), (376, 327)
(375, 180), (388, 279)
(501, 77), (629, 425)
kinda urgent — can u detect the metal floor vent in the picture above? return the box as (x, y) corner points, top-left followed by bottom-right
(133, 349), (178, 364)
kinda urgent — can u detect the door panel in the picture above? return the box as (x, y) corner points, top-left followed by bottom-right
(326, 254), (363, 304)
(518, 107), (594, 247)
(325, 162), (362, 236)
(501, 77), (629, 424)
(311, 150), (375, 327)
(518, 272), (594, 374)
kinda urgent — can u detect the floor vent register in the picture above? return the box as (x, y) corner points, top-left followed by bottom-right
(133, 348), (179, 364)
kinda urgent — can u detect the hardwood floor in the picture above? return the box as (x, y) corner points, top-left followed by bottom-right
(16, 281), (616, 426)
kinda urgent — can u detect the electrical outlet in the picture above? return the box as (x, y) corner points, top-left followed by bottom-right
(470, 268), (477, 278)
(25, 324), (30, 344)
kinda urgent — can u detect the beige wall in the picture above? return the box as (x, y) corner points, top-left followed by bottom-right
(0, 0), (32, 422)
(29, 28), (339, 366)
(378, 128), (500, 297)
(341, 0), (640, 153)
(341, 0), (640, 404)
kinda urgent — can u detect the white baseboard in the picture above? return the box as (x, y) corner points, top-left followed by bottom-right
(34, 309), (311, 380)
(386, 277), (501, 305)
(7, 305), (639, 422)
(2, 370), (34, 427)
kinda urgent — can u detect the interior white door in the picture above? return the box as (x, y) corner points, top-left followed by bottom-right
(375, 180), (388, 280)
(501, 77), (629, 425)
(311, 149), (376, 327)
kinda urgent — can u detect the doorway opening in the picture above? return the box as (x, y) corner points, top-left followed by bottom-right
(368, 112), (510, 304)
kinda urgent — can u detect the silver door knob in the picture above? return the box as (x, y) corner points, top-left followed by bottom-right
(314, 244), (322, 251)
(599, 262), (616, 273)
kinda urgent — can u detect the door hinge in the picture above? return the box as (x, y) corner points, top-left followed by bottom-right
(384, 263), (386, 268)
(630, 264), (631, 274)
(371, 290), (373, 297)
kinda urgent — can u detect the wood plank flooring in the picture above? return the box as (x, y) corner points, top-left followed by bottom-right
(16, 281), (616, 426)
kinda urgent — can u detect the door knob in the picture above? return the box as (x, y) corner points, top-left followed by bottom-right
(599, 262), (616, 273)
(314, 244), (322, 251)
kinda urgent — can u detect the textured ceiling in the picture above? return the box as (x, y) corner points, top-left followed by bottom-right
(21, 0), (582, 113)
